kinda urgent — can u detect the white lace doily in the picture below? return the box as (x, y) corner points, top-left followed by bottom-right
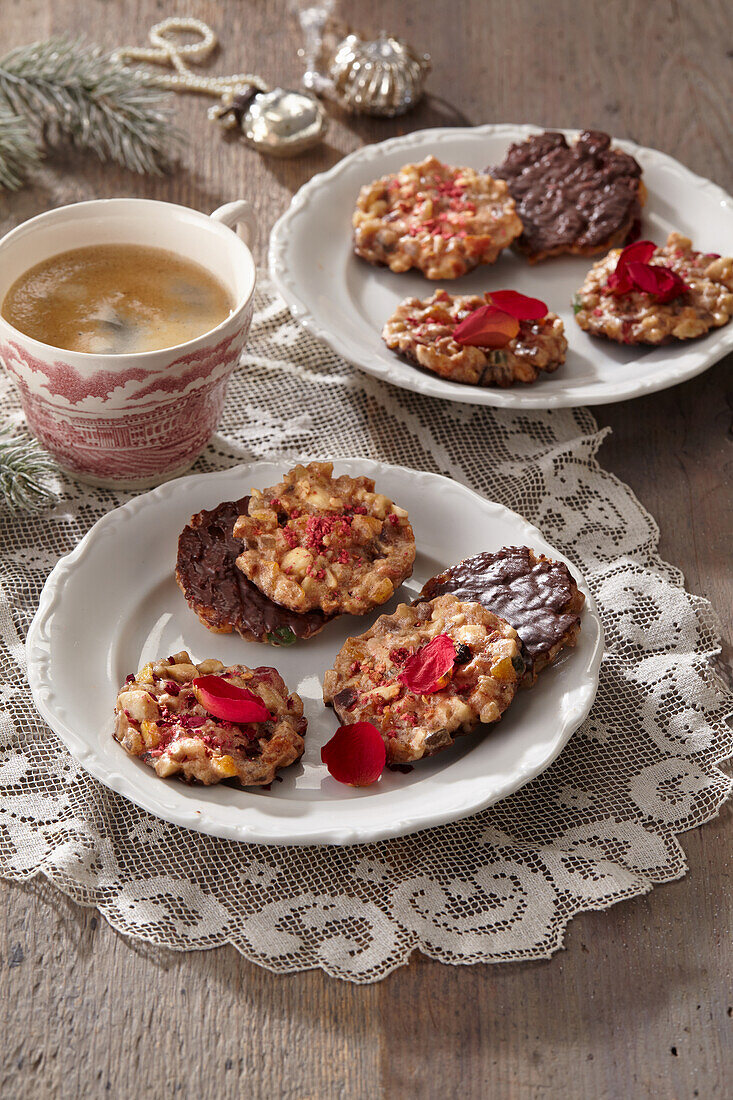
(1, 281), (731, 983)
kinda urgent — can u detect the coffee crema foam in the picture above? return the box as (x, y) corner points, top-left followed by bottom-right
(2, 243), (234, 354)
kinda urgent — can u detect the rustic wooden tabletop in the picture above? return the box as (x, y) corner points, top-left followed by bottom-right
(1, 1), (731, 1097)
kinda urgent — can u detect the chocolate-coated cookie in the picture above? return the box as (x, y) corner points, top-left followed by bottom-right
(176, 497), (333, 646)
(491, 130), (644, 263)
(417, 546), (584, 685)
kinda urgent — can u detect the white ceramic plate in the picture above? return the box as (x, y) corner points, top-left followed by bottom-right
(26, 460), (603, 845)
(269, 124), (733, 408)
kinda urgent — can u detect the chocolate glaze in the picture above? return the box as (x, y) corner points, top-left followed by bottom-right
(176, 497), (332, 642)
(417, 546), (581, 665)
(492, 130), (642, 256)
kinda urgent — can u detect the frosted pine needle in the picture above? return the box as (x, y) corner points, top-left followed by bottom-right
(0, 107), (40, 189)
(0, 37), (180, 185)
(0, 429), (59, 513)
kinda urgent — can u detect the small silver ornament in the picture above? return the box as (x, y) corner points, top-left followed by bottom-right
(113, 18), (328, 158)
(210, 86), (327, 156)
(328, 32), (431, 117)
(299, 5), (431, 119)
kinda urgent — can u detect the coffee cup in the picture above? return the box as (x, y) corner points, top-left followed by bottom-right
(0, 197), (256, 489)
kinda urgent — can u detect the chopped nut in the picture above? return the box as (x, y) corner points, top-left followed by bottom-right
(367, 681), (401, 702)
(155, 756), (179, 778)
(479, 700), (501, 723)
(281, 546), (313, 577)
(196, 658), (225, 675)
(118, 689), (159, 723)
(370, 493), (391, 519)
(165, 662), (199, 683)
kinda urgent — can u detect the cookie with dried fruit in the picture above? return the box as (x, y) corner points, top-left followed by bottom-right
(322, 594), (523, 763)
(382, 288), (567, 387)
(114, 650), (306, 786)
(233, 462), (415, 617)
(353, 154), (522, 279)
(574, 233), (733, 344)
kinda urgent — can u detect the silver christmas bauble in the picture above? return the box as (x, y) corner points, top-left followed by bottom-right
(329, 32), (431, 117)
(211, 87), (328, 156)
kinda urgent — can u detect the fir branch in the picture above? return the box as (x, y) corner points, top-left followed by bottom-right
(0, 428), (59, 513)
(0, 37), (180, 179)
(0, 107), (39, 189)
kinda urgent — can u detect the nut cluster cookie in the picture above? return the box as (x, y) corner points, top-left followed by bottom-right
(114, 651), (306, 786)
(233, 462), (415, 617)
(574, 232), (733, 344)
(417, 546), (585, 685)
(176, 497), (332, 646)
(382, 289), (567, 387)
(492, 130), (645, 262)
(323, 594), (524, 763)
(353, 155), (522, 279)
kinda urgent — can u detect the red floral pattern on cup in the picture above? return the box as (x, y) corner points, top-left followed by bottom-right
(16, 376), (229, 481)
(1, 323), (248, 406)
(0, 300), (252, 483)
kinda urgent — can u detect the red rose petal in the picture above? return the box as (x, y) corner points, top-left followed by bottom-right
(625, 262), (689, 302)
(617, 240), (657, 267)
(606, 268), (633, 295)
(607, 239), (657, 295)
(321, 722), (387, 787)
(487, 290), (548, 320)
(655, 271), (691, 302)
(192, 676), (270, 724)
(453, 304), (520, 348)
(399, 634), (458, 695)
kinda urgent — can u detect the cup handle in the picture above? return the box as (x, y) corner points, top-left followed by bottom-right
(210, 200), (256, 246)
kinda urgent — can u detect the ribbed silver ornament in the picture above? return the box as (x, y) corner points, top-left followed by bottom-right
(328, 32), (431, 116)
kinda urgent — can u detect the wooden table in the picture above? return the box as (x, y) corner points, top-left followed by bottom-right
(2, 2), (731, 1096)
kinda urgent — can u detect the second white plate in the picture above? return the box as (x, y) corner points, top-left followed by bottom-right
(26, 460), (603, 845)
(269, 124), (733, 408)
